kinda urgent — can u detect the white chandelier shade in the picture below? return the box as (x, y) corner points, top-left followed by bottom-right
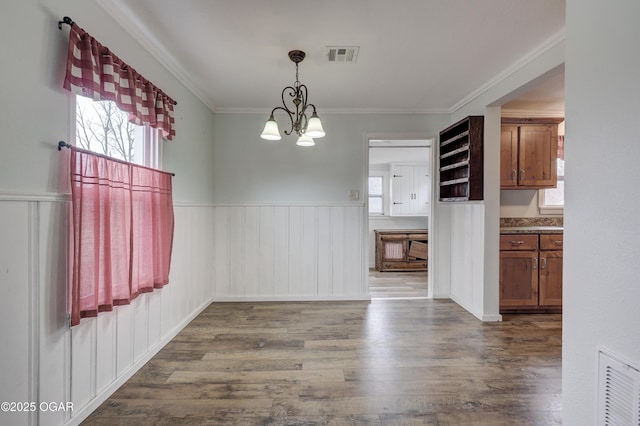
(296, 135), (315, 147)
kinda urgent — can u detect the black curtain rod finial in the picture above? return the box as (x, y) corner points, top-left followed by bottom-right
(58, 141), (71, 151)
(58, 16), (74, 30)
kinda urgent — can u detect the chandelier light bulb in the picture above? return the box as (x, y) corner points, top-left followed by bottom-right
(305, 112), (325, 138)
(260, 115), (281, 140)
(296, 135), (315, 147)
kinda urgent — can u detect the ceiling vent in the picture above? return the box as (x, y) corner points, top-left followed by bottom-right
(326, 46), (359, 63)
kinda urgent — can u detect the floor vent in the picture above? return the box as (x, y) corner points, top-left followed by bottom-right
(598, 350), (640, 425)
(326, 46), (359, 62)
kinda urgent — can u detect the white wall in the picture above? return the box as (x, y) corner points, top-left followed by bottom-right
(210, 113), (449, 204)
(563, 0), (640, 424)
(500, 190), (545, 217)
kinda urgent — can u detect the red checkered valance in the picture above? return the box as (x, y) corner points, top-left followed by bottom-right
(63, 22), (176, 140)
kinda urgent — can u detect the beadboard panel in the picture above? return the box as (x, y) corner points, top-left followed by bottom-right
(37, 201), (71, 426)
(0, 201), (31, 426)
(447, 203), (487, 320)
(211, 204), (367, 300)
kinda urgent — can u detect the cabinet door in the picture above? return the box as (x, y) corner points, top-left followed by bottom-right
(414, 165), (430, 215)
(500, 126), (518, 187)
(500, 251), (538, 307)
(518, 125), (557, 188)
(539, 250), (562, 306)
(390, 165), (412, 216)
(390, 164), (429, 216)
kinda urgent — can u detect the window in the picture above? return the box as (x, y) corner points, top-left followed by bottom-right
(368, 175), (384, 215)
(75, 95), (162, 168)
(539, 156), (565, 214)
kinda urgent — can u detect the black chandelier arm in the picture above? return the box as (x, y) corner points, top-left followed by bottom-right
(305, 103), (318, 115)
(270, 106), (297, 136)
(274, 84), (314, 136)
(279, 86), (300, 116)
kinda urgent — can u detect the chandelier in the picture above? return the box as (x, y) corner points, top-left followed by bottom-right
(260, 50), (325, 146)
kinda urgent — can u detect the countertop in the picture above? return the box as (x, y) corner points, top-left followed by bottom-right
(500, 226), (563, 234)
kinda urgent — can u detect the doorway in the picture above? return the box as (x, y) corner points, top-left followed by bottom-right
(366, 137), (435, 299)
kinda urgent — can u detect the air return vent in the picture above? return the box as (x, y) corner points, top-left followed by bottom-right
(598, 350), (640, 425)
(326, 46), (359, 62)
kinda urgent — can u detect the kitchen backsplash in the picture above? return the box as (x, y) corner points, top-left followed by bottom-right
(500, 217), (564, 227)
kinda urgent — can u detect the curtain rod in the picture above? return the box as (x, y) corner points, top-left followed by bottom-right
(58, 141), (175, 177)
(57, 16), (74, 30)
(57, 16), (177, 106)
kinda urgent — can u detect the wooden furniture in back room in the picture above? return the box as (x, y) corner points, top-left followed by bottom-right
(375, 229), (428, 272)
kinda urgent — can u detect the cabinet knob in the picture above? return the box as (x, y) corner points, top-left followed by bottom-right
(510, 240), (525, 245)
(541, 257), (547, 269)
(512, 169), (516, 180)
(393, 202), (403, 205)
(520, 169), (525, 180)
(533, 257), (538, 269)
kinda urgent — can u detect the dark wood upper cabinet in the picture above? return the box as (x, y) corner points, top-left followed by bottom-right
(500, 118), (563, 189)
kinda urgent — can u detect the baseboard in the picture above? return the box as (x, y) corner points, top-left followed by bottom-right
(212, 295), (371, 303)
(450, 294), (502, 322)
(64, 296), (215, 426)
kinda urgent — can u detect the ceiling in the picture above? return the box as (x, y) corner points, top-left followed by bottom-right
(502, 70), (565, 116)
(98, 0), (565, 114)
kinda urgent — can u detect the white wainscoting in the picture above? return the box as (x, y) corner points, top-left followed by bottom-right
(445, 202), (500, 321)
(210, 204), (367, 300)
(0, 198), (367, 426)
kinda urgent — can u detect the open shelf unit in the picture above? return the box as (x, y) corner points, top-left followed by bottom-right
(438, 115), (484, 201)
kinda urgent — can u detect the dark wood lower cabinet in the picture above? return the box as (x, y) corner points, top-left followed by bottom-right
(539, 250), (563, 306)
(499, 251), (538, 307)
(500, 233), (562, 313)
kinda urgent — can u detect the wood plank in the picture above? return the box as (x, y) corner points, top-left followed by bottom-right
(82, 299), (562, 424)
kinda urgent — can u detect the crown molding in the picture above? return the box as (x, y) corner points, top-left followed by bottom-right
(215, 107), (451, 115)
(95, 0), (218, 112)
(449, 29), (566, 114)
(501, 109), (564, 118)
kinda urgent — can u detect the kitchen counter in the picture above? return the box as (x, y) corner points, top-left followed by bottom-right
(500, 226), (563, 234)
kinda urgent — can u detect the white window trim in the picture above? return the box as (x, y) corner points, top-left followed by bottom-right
(538, 154), (565, 215)
(134, 125), (163, 169)
(368, 172), (389, 217)
(538, 189), (564, 215)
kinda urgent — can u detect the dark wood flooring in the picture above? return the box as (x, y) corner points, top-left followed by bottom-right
(82, 299), (562, 425)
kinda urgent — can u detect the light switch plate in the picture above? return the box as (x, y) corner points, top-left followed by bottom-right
(349, 189), (359, 201)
